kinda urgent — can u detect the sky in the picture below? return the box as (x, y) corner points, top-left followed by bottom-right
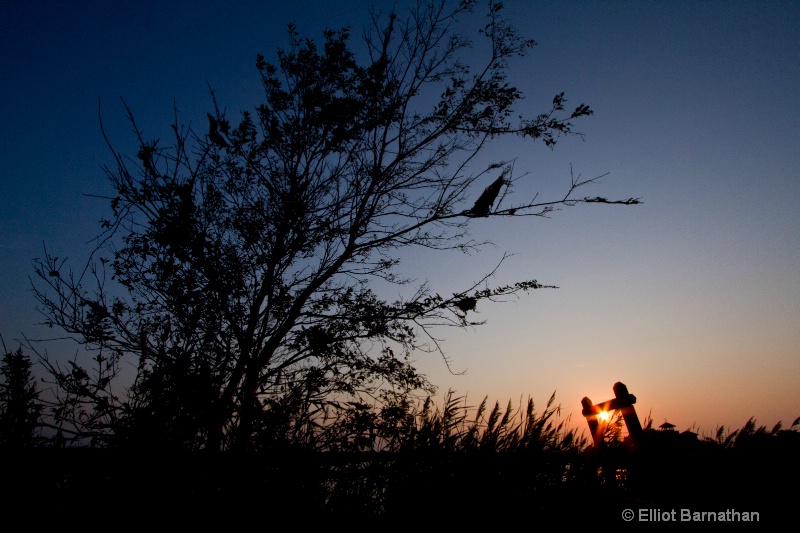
(1, 0), (798, 440)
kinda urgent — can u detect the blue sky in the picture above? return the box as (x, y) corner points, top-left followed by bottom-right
(1, 0), (798, 437)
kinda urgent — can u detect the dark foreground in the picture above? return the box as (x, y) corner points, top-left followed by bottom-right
(3, 429), (797, 528)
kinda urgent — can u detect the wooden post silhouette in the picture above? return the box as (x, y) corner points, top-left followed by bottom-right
(581, 382), (644, 450)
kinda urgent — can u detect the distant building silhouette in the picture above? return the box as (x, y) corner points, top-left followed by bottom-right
(659, 421), (676, 432)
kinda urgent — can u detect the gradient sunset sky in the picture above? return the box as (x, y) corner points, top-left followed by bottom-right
(1, 0), (798, 438)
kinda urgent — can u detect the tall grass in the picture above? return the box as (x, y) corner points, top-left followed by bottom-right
(368, 389), (586, 453)
(319, 390), (590, 519)
(5, 389), (798, 523)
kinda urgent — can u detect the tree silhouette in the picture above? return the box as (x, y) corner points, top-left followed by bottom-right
(0, 341), (42, 449)
(32, 0), (637, 451)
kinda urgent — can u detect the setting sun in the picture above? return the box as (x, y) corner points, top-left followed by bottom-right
(597, 411), (611, 422)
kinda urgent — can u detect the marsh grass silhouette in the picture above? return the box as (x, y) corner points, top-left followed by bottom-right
(4, 390), (797, 525)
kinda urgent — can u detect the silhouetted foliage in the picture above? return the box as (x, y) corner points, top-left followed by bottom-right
(31, 0), (637, 451)
(3, 392), (796, 525)
(0, 342), (42, 448)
